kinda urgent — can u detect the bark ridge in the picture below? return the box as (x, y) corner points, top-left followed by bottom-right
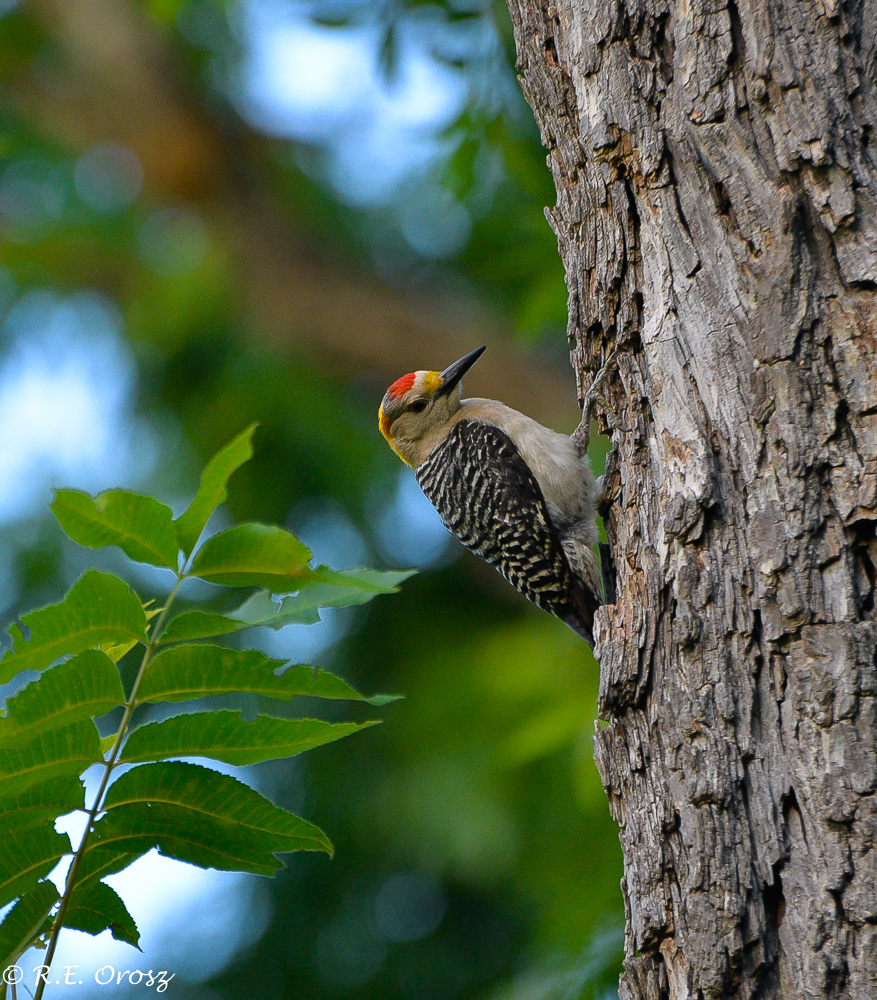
(505, 0), (877, 995)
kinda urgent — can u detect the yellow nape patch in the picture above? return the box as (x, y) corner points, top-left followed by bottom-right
(378, 403), (412, 467)
(424, 371), (442, 394)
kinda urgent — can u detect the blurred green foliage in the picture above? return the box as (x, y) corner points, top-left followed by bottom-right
(0, 0), (623, 996)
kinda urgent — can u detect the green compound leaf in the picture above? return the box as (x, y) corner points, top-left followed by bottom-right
(86, 812), (280, 878)
(0, 720), (102, 800)
(120, 710), (378, 766)
(138, 644), (397, 706)
(52, 489), (179, 570)
(309, 567), (418, 592)
(0, 825), (71, 909)
(157, 568), (416, 641)
(0, 881), (59, 973)
(230, 567), (418, 628)
(73, 845), (150, 892)
(0, 650), (124, 747)
(103, 761), (331, 863)
(101, 601), (161, 665)
(88, 766), (328, 876)
(0, 571), (148, 685)
(175, 423), (257, 558)
(65, 880), (140, 948)
(0, 777), (85, 838)
(189, 524), (312, 591)
(156, 611), (250, 645)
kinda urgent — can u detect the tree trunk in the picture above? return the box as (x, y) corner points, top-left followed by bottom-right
(504, 0), (877, 996)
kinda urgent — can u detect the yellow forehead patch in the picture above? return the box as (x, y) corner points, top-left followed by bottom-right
(424, 371), (442, 394)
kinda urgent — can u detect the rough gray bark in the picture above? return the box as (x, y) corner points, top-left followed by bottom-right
(504, 0), (877, 996)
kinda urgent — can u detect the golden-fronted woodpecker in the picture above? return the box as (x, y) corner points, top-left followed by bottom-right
(378, 346), (604, 645)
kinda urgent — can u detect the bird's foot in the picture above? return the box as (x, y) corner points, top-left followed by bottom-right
(572, 349), (624, 454)
(583, 349), (622, 425)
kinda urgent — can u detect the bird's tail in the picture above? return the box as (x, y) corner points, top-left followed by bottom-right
(562, 538), (603, 648)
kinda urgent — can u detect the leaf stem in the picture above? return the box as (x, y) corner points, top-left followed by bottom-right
(33, 574), (186, 1000)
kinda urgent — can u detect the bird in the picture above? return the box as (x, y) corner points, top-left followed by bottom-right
(378, 345), (610, 645)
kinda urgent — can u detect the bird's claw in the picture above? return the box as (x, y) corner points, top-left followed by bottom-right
(583, 349), (622, 426)
(572, 349), (624, 453)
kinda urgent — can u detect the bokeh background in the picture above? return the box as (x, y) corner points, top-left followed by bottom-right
(0, 1), (623, 997)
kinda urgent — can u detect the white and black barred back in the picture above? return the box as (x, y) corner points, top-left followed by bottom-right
(415, 419), (600, 644)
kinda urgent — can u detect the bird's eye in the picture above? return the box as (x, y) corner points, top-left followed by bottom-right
(409, 400), (428, 414)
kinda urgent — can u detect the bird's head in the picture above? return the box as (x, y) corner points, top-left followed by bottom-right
(379, 346), (485, 466)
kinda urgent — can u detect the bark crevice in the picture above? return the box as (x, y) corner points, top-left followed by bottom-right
(506, 0), (877, 995)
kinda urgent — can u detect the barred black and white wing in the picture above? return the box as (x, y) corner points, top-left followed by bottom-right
(415, 419), (600, 644)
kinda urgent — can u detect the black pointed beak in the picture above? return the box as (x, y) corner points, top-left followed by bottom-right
(437, 346), (486, 396)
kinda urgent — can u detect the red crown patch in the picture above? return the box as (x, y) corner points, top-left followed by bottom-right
(386, 372), (416, 399)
